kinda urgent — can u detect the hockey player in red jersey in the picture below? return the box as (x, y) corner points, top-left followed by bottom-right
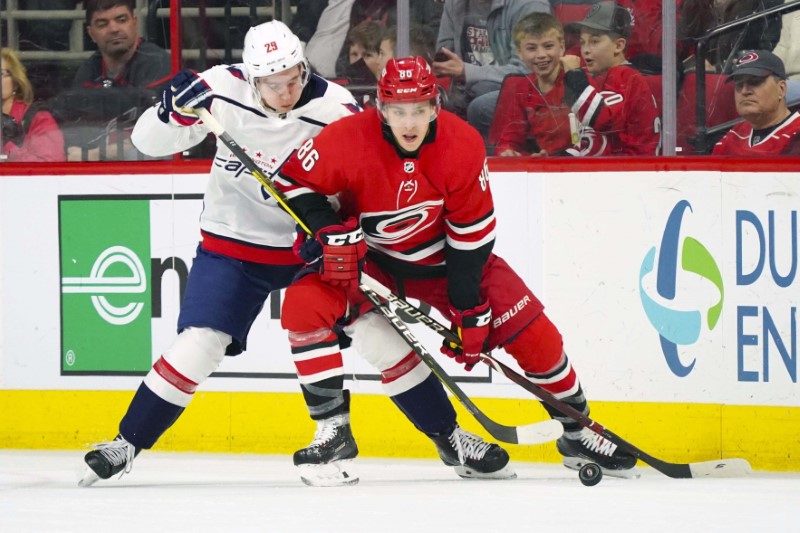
(713, 50), (800, 156)
(276, 56), (638, 482)
(561, 1), (661, 156)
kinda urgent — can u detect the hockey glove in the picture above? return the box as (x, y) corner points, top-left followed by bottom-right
(316, 218), (367, 291)
(157, 69), (214, 126)
(293, 225), (323, 265)
(441, 301), (491, 371)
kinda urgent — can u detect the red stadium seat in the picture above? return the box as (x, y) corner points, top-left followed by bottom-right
(676, 73), (738, 154)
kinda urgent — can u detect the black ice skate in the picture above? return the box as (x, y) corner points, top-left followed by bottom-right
(557, 427), (640, 479)
(79, 435), (140, 487)
(293, 413), (359, 487)
(431, 424), (516, 480)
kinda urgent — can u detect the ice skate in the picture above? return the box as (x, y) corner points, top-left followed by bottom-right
(557, 427), (640, 479)
(78, 435), (139, 487)
(431, 424), (516, 480)
(293, 414), (359, 487)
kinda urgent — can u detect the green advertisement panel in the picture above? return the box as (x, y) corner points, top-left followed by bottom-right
(60, 198), (152, 373)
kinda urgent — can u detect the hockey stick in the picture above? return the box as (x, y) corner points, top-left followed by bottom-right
(194, 108), (562, 445)
(360, 276), (753, 479)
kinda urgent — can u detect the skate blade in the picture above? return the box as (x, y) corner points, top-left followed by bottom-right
(562, 457), (641, 479)
(298, 460), (359, 487)
(454, 464), (517, 480)
(78, 467), (101, 488)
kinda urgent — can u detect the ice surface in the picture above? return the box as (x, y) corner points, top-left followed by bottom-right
(1, 450), (797, 532)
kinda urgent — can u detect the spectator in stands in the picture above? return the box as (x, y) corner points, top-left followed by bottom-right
(306, 0), (443, 80)
(555, 0), (667, 74)
(560, 1), (661, 155)
(715, 0), (783, 72)
(52, 0), (171, 161)
(432, 0), (551, 140)
(378, 23), (438, 73)
(774, 2), (800, 80)
(341, 20), (384, 83)
(305, 0), (356, 78)
(290, 0), (329, 44)
(494, 13), (574, 156)
(713, 50), (800, 155)
(1, 48), (65, 162)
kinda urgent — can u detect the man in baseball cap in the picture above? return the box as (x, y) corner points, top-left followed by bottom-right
(713, 50), (800, 155)
(727, 49), (787, 81)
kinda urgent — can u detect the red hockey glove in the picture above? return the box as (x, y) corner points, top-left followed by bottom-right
(316, 218), (367, 290)
(440, 301), (491, 371)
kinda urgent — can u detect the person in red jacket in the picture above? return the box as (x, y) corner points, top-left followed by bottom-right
(1, 48), (65, 162)
(493, 13), (574, 157)
(562, 1), (661, 155)
(276, 56), (638, 484)
(713, 50), (800, 156)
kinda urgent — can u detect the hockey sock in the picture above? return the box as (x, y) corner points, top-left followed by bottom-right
(119, 382), (185, 450)
(534, 382), (589, 437)
(390, 373), (456, 436)
(525, 354), (588, 436)
(301, 382), (350, 421)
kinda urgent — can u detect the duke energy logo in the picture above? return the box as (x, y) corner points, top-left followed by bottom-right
(60, 199), (152, 373)
(638, 200), (724, 377)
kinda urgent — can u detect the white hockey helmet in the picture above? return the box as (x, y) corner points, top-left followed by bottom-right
(242, 20), (310, 104)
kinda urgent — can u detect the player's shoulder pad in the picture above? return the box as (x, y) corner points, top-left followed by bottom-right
(294, 74), (361, 119)
(436, 110), (486, 160)
(200, 63), (248, 91)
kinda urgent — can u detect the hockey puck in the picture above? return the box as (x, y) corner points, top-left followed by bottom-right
(578, 463), (603, 486)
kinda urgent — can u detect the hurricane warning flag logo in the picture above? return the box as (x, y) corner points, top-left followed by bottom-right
(638, 200), (724, 377)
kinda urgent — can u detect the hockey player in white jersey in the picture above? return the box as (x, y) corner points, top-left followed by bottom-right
(78, 20), (363, 488)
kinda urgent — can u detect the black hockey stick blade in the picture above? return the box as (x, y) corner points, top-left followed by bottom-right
(361, 273), (752, 479)
(359, 283), (562, 446)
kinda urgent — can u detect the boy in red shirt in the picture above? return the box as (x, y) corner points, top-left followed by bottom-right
(562, 1), (661, 156)
(493, 13), (575, 157)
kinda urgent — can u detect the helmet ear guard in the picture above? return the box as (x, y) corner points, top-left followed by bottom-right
(377, 56), (441, 123)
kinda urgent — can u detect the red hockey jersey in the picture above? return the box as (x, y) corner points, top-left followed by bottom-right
(278, 107), (496, 273)
(568, 64), (661, 156)
(712, 112), (800, 156)
(492, 71), (573, 156)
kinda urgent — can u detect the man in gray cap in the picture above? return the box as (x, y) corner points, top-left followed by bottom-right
(713, 50), (800, 156)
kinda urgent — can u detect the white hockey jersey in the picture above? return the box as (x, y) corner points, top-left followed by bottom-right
(131, 65), (359, 264)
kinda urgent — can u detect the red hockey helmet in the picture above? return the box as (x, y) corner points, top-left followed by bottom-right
(377, 56), (441, 121)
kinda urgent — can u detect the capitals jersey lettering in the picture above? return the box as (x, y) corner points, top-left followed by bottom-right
(713, 112), (800, 156)
(131, 65), (359, 264)
(277, 108), (496, 274)
(569, 65), (661, 156)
